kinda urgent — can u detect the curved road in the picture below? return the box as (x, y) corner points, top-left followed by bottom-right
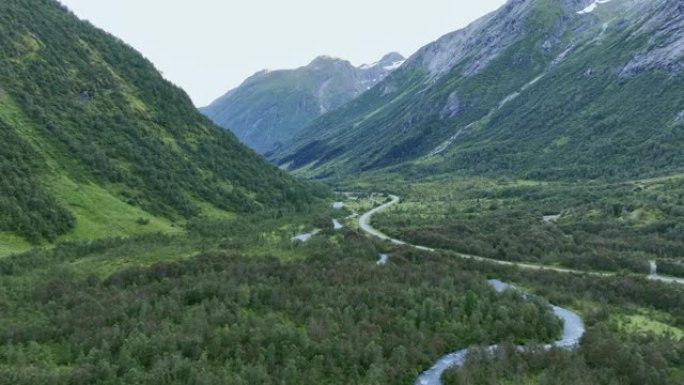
(359, 195), (436, 252)
(359, 195), (684, 283)
(359, 195), (408, 245)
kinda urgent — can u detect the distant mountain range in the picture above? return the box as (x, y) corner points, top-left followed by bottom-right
(270, 0), (684, 181)
(201, 53), (406, 154)
(0, 0), (321, 246)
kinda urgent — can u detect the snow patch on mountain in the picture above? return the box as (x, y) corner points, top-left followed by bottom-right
(577, 0), (613, 14)
(383, 60), (406, 71)
(358, 62), (377, 70)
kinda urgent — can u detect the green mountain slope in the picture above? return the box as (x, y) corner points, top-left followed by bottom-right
(201, 53), (405, 154)
(274, 0), (684, 181)
(0, 0), (321, 249)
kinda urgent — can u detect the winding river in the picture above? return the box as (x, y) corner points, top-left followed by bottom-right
(356, 194), (680, 384)
(415, 279), (585, 385)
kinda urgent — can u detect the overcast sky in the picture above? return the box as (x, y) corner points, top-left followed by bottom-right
(57, 0), (506, 107)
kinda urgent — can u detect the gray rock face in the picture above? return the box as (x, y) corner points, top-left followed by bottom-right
(619, 0), (684, 76)
(407, 0), (573, 79)
(403, 0), (627, 80)
(201, 52), (405, 154)
(440, 92), (462, 119)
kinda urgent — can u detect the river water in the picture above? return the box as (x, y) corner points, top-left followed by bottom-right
(414, 279), (585, 385)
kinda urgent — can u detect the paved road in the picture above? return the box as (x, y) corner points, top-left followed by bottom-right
(358, 195), (413, 246)
(359, 195), (684, 284)
(358, 195), (609, 276)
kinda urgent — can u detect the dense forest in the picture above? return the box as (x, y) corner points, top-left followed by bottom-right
(442, 256), (684, 385)
(442, 331), (684, 385)
(1, 226), (682, 385)
(0, 231), (563, 385)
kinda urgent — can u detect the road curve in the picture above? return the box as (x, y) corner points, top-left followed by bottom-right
(359, 195), (407, 245)
(358, 195), (684, 283)
(358, 195), (604, 276)
(359, 195), (435, 251)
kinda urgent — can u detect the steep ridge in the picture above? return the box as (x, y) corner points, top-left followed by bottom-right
(274, 0), (684, 181)
(201, 52), (405, 154)
(0, 0), (321, 247)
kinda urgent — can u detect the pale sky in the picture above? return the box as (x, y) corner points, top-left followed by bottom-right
(57, 0), (506, 107)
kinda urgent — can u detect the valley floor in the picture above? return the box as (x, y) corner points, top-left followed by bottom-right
(1, 175), (683, 384)
(361, 193), (684, 285)
(359, 173), (684, 279)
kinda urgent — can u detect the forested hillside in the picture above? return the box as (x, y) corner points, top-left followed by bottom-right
(0, 0), (322, 248)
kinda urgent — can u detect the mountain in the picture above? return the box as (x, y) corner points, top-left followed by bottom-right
(201, 52), (406, 154)
(273, 0), (684, 181)
(0, 0), (322, 249)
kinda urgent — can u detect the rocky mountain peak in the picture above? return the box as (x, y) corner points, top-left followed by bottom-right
(308, 55), (352, 70)
(358, 52), (406, 72)
(378, 52), (406, 65)
(406, 0), (597, 79)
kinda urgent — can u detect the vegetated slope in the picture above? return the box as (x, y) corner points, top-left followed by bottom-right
(274, 0), (684, 181)
(0, 0), (321, 246)
(201, 53), (405, 154)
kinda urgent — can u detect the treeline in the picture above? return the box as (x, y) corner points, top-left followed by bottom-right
(0, 238), (562, 385)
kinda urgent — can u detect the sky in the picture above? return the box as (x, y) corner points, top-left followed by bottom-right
(57, 0), (507, 107)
